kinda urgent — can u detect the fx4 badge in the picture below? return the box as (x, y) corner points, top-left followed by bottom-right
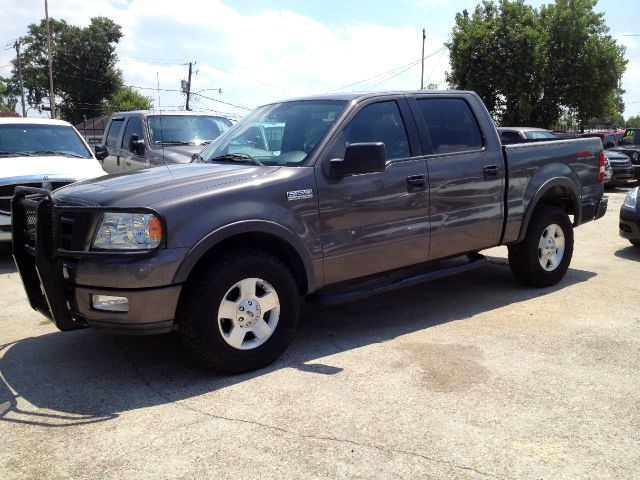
(287, 189), (313, 201)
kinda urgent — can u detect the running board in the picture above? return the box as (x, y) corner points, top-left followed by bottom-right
(309, 253), (487, 305)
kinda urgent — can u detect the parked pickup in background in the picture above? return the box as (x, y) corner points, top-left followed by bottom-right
(94, 110), (232, 174)
(12, 91), (608, 373)
(0, 118), (106, 254)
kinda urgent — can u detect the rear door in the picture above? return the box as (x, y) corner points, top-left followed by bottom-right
(315, 98), (430, 286)
(409, 95), (505, 261)
(102, 117), (125, 174)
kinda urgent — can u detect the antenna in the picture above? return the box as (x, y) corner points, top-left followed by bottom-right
(156, 72), (173, 177)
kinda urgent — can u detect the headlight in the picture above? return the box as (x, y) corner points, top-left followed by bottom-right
(92, 212), (163, 250)
(623, 188), (638, 208)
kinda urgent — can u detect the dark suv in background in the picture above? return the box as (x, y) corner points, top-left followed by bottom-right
(579, 131), (634, 185)
(95, 111), (232, 174)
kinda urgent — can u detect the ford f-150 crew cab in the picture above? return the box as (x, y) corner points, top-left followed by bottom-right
(11, 91), (608, 373)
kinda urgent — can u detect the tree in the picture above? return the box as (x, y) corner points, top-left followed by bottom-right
(101, 86), (153, 116)
(446, 0), (627, 129)
(10, 17), (123, 124)
(0, 77), (18, 112)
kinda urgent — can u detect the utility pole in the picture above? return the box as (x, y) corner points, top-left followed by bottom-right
(185, 62), (192, 111)
(14, 41), (26, 117)
(44, 0), (56, 118)
(420, 28), (426, 90)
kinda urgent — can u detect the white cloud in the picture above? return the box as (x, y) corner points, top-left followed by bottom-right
(0, 0), (450, 119)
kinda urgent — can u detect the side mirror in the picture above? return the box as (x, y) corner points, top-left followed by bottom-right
(330, 142), (386, 176)
(128, 134), (145, 155)
(94, 145), (108, 161)
(604, 141), (615, 149)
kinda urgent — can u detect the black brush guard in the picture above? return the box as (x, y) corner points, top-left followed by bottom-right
(11, 186), (85, 330)
(11, 186), (166, 331)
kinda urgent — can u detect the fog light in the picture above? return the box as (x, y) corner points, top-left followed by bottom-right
(91, 294), (129, 312)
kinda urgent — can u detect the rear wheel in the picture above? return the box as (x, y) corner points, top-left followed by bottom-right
(508, 206), (574, 287)
(631, 239), (640, 248)
(176, 249), (300, 373)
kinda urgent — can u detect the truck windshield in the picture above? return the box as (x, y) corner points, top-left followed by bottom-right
(0, 124), (92, 158)
(197, 100), (347, 166)
(524, 130), (557, 140)
(148, 115), (232, 146)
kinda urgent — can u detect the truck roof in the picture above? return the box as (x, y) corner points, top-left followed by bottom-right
(0, 118), (73, 126)
(275, 90), (477, 103)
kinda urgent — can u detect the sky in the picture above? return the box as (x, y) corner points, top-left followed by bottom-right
(1, 0), (640, 120)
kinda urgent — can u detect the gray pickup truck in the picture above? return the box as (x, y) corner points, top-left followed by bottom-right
(11, 91), (608, 373)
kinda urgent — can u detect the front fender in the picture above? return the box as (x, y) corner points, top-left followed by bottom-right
(172, 219), (317, 292)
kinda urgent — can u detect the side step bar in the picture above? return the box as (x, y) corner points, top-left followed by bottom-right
(309, 253), (487, 305)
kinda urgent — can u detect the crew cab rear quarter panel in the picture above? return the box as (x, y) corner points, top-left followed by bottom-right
(502, 137), (604, 244)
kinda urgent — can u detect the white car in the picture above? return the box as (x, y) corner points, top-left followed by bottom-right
(0, 118), (107, 250)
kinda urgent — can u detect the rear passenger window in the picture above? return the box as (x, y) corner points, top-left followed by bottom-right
(418, 98), (483, 154)
(344, 101), (411, 160)
(105, 119), (124, 148)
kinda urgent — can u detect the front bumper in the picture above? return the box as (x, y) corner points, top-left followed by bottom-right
(11, 187), (184, 334)
(619, 204), (640, 242)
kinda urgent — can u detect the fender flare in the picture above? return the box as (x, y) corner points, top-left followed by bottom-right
(172, 220), (316, 292)
(517, 177), (580, 243)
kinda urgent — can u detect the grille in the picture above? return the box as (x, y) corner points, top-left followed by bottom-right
(23, 202), (38, 247)
(0, 182), (71, 215)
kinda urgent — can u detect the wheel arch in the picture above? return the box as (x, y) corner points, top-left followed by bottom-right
(517, 178), (580, 243)
(173, 220), (315, 295)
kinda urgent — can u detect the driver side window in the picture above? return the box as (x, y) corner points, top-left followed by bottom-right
(337, 101), (411, 161)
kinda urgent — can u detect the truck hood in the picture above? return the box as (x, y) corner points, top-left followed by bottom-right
(152, 144), (204, 164)
(53, 163), (278, 207)
(0, 155), (107, 183)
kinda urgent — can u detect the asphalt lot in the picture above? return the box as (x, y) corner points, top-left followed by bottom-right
(1, 188), (639, 480)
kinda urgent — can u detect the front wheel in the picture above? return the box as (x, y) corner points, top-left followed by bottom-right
(177, 249), (300, 373)
(508, 206), (574, 287)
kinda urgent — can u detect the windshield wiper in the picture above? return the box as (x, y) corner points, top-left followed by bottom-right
(209, 153), (264, 166)
(22, 150), (86, 158)
(155, 140), (193, 146)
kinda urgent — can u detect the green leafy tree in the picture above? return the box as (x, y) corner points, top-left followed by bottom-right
(0, 77), (18, 112)
(446, 0), (627, 129)
(625, 116), (640, 128)
(101, 86), (153, 115)
(10, 17), (123, 124)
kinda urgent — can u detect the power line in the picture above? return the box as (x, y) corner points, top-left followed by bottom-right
(192, 92), (252, 111)
(198, 62), (309, 94)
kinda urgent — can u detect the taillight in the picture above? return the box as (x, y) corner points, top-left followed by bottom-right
(598, 150), (605, 183)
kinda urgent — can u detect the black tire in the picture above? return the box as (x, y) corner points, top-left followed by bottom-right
(508, 206), (574, 288)
(631, 240), (640, 248)
(176, 248), (300, 373)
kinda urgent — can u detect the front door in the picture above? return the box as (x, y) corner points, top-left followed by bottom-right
(315, 99), (430, 286)
(120, 116), (147, 171)
(101, 117), (125, 174)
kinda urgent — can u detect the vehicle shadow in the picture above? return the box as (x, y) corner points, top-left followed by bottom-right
(614, 245), (640, 261)
(0, 259), (596, 427)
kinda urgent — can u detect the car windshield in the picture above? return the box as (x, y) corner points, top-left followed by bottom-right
(0, 124), (92, 158)
(524, 130), (557, 139)
(197, 100), (347, 166)
(620, 129), (640, 145)
(147, 115), (232, 146)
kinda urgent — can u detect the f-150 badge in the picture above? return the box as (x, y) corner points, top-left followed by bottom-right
(287, 189), (313, 201)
